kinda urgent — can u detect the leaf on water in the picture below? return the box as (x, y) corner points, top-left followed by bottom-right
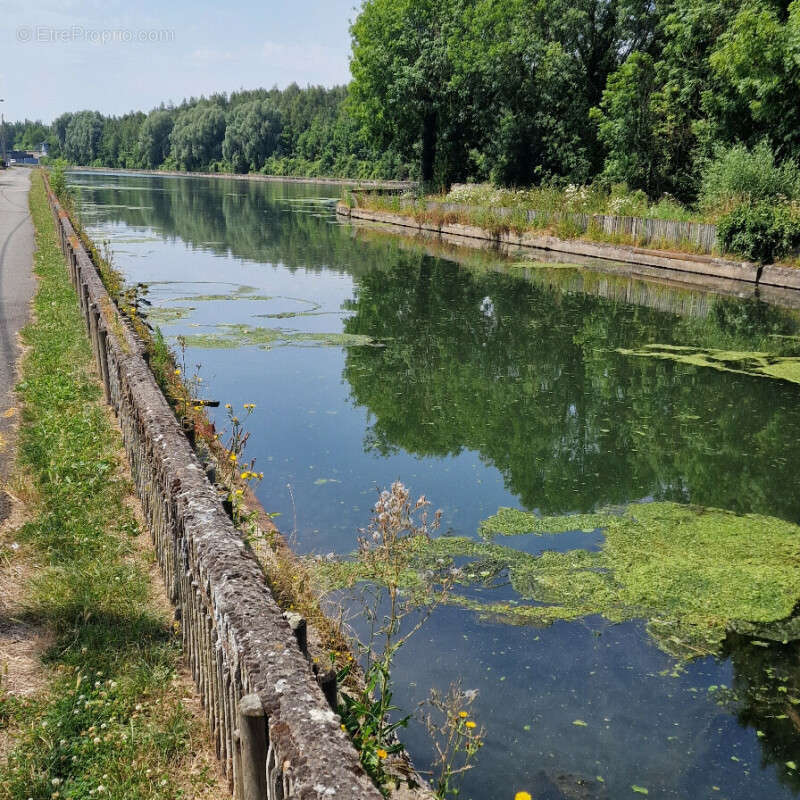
(572, 720), (588, 727)
(631, 786), (649, 795)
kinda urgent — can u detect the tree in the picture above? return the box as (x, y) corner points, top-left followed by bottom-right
(138, 110), (175, 168)
(222, 100), (283, 173)
(169, 104), (226, 171)
(63, 111), (104, 164)
(350, 0), (465, 186)
(708, 0), (800, 158)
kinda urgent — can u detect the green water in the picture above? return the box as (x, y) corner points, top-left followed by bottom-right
(71, 170), (800, 800)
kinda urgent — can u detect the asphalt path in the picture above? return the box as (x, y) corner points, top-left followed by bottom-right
(0, 168), (35, 487)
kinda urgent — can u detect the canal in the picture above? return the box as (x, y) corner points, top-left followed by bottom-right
(70, 170), (800, 800)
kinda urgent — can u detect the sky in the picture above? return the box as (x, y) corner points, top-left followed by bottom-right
(0, 0), (360, 123)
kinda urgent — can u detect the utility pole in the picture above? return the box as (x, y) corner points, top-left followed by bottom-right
(0, 99), (5, 166)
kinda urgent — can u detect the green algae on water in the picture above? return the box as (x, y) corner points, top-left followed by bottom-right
(146, 305), (195, 323)
(480, 507), (612, 538)
(315, 501), (800, 658)
(180, 324), (378, 350)
(618, 344), (800, 385)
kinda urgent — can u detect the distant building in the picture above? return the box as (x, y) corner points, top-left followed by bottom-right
(7, 149), (39, 165)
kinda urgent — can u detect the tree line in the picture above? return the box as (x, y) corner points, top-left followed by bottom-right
(7, 84), (411, 180)
(6, 0), (800, 202)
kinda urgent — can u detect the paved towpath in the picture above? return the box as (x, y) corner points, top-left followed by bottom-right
(0, 168), (35, 488)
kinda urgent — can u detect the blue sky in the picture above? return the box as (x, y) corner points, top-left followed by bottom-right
(0, 0), (360, 122)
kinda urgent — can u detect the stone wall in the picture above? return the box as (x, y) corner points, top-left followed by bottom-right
(338, 202), (800, 292)
(44, 176), (384, 800)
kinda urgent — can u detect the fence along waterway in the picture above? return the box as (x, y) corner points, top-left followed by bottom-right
(68, 169), (800, 800)
(43, 174), (384, 800)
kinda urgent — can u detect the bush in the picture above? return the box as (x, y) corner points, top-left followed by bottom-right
(700, 141), (800, 214)
(717, 202), (800, 263)
(48, 158), (70, 201)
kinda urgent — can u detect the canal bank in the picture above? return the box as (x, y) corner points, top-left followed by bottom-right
(67, 168), (800, 800)
(0, 170), (229, 800)
(337, 202), (800, 293)
(36, 170), (394, 800)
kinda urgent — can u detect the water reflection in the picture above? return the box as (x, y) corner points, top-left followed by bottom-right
(71, 171), (800, 799)
(342, 257), (800, 521)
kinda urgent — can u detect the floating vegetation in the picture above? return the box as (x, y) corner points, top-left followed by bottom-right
(480, 507), (611, 538)
(313, 501), (800, 658)
(170, 293), (275, 302)
(256, 310), (339, 320)
(180, 324), (378, 350)
(145, 305), (195, 323)
(618, 344), (800, 385)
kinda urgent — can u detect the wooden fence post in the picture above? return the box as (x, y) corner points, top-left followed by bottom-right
(239, 694), (267, 800)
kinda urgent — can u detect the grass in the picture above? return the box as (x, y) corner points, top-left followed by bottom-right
(355, 189), (716, 258)
(0, 172), (219, 800)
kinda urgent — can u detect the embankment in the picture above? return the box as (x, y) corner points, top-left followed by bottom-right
(337, 202), (800, 293)
(44, 175), (384, 800)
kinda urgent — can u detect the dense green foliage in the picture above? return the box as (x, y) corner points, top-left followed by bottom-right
(9, 85), (413, 180)
(717, 203), (800, 262)
(6, 0), (799, 252)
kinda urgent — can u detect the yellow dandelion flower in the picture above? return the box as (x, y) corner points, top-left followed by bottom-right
(377, 749), (388, 759)
(174, 368), (181, 376)
(459, 711), (468, 719)
(228, 453), (237, 462)
(466, 721), (476, 729)
(515, 792), (532, 800)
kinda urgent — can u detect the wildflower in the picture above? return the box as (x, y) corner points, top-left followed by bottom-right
(459, 711), (468, 719)
(51, 779), (61, 787)
(228, 453), (237, 463)
(174, 368), (181, 376)
(515, 793), (532, 800)
(377, 748), (388, 759)
(466, 721), (477, 729)
(341, 724), (346, 731)
(225, 403), (232, 410)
